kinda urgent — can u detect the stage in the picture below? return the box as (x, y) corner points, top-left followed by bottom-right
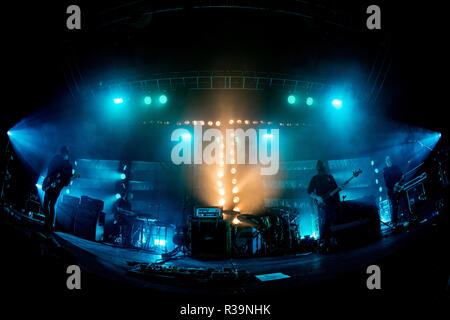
(2, 205), (447, 303)
(2, 3), (449, 315)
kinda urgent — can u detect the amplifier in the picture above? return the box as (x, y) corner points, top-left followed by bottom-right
(61, 195), (80, 207)
(55, 195), (104, 240)
(331, 200), (381, 248)
(73, 209), (104, 241)
(55, 195), (80, 233)
(190, 218), (231, 259)
(194, 207), (222, 218)
(80, 196), (104, 213)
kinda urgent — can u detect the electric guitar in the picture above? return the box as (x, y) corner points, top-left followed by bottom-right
(391, 160), (424, 199)
(392, 175), (406, 199)
(311, 169), (362, 208)
(42, 172), (80, 192)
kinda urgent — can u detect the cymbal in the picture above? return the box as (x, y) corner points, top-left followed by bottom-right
(236, 214), (262, 227)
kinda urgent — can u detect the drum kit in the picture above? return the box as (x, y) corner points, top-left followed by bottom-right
(232, 206), (301, 254)
(115, 206), (301, 255)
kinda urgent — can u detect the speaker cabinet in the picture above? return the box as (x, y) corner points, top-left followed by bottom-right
(55, 195), (80, 233)
(56, 195), (104, 242)
(80, 196), (104, 212)
(332, 200), (381, 248)
(190, 218), (231, 259)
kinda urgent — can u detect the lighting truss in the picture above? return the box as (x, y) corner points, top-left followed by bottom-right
(96, 70), (338, 94)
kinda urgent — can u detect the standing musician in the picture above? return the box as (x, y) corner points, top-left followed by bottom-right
(383, 155), (407, 227)
(112, 192), (134, 247)
(42, 146), (73, 232)
(307, 160), (341, 251)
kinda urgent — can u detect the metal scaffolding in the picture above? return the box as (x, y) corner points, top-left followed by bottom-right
(96, 70), (338, 93)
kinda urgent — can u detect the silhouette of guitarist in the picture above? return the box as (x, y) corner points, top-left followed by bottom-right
(42, 146), (73, 232)
(307, 160), (341, 250)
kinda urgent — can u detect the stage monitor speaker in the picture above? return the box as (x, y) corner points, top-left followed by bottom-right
(190, 218), (231, 259)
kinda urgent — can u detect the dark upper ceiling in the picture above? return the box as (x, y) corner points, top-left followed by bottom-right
(3, 1), (448, 134)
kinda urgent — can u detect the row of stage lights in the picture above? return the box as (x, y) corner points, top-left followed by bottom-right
(287, 94), (343, 110)
(142, 119), (312, 127)
(113, 94), (344, 109)
(114, 94), (168, 105)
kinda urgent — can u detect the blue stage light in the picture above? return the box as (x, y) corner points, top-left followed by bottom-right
(115, 193), (121, 199)
(114, 98), (124, 104)
(66, 189), (70, 194)
(35, 183), (42, 189)
(120, 173), (126, 180)
(144, 96), (152, 105)
(306, 97), (314, 106)
(287, 95), (296, 104)
(159, 95), (168, 104)
(332, 99), (343, 109)
(7, 131), (12, 136)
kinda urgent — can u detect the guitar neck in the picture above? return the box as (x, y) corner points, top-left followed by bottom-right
(327, 176), (355, 198)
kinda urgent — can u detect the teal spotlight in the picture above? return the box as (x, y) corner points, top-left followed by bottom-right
(159, 95), (168, 104)
(287, 95), (296, 104)
(306, 97), (314, 106)
(120, 173), (126, 180)
(115, 193), (122, 199)
(144, 96), (152, 105)
(332, 99), (343, 109)
(7, 131), (12, 136)
(114, 98), (124, 104)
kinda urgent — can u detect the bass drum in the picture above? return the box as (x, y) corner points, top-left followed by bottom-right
(232, 227), (263, 257)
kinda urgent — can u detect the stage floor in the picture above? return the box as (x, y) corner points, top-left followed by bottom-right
(49, 218), (445, 297)
(2, 205), (447, 303)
